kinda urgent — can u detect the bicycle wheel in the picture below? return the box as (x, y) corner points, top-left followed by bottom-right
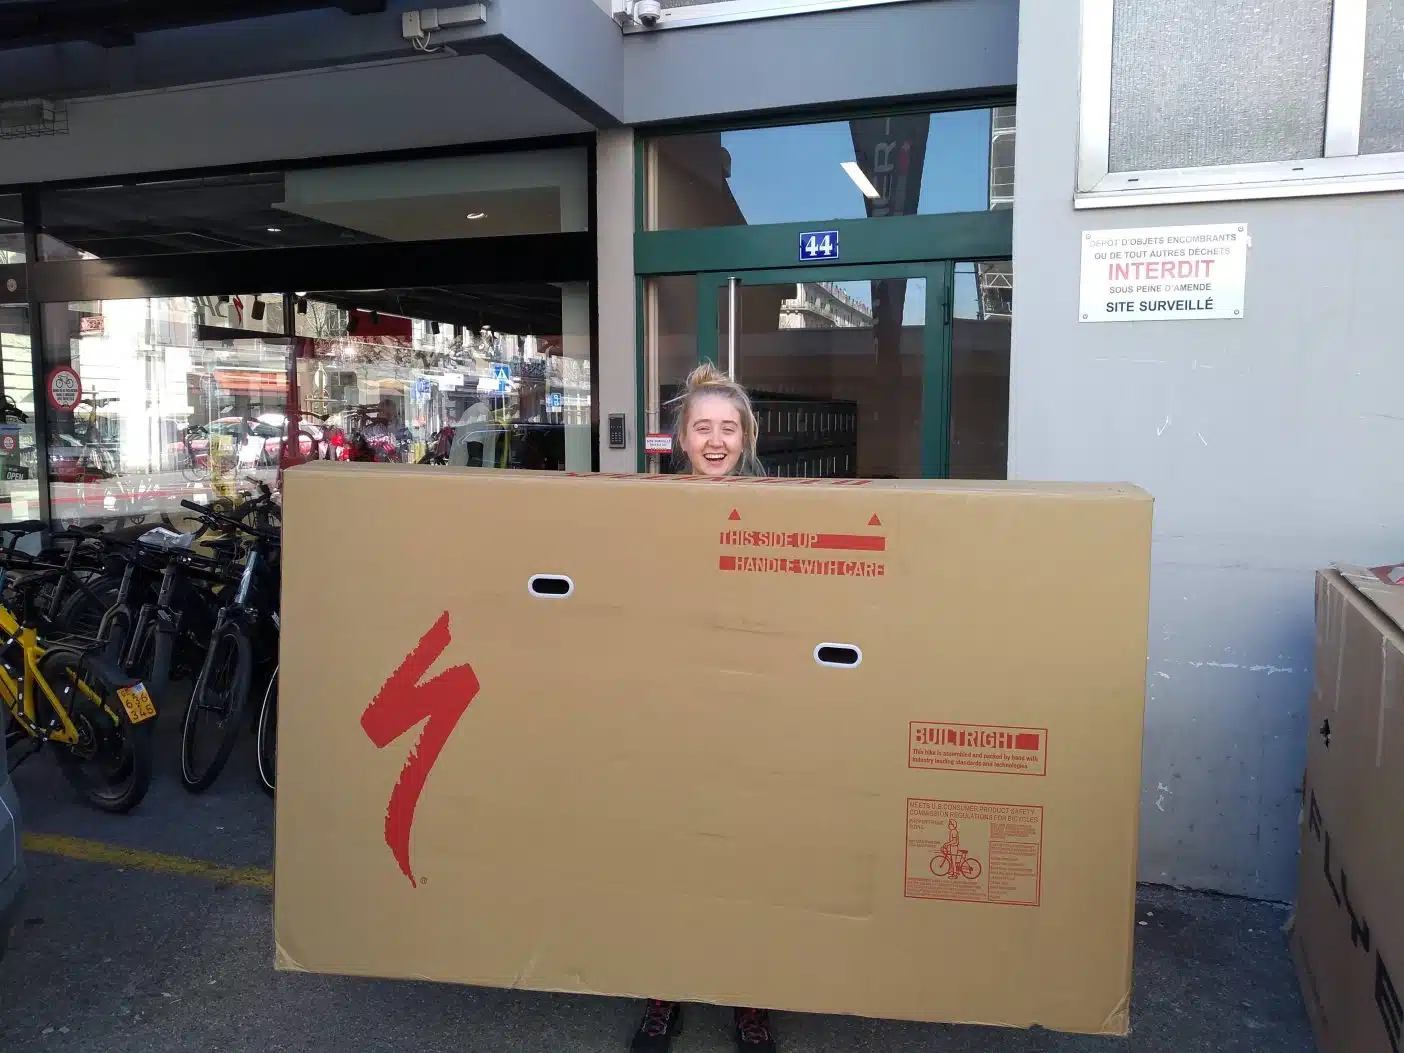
(54, 574), (121, 645)
(929, 853), (953, 878)
(180, 622), (252, 794)
(255, 665), (277, 796)
(41, 648), (154, 813)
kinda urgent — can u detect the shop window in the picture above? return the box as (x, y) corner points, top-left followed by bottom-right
(646, 107), (1012, 231)
(0, 195), (22, 262)
(291, 284), (592, 475)
(37, 284), (593, 527)
(38, 296), (290, 528)
(39, 147), (589, 260)
(0, 301), (36, 521)
(1078, 0), (1404, 205)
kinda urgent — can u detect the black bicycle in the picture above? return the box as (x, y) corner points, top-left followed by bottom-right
(255, 662), (277, 797)
(177, 499), (281, 794)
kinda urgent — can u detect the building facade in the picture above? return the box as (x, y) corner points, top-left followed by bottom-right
(0, 0), (1399, 901)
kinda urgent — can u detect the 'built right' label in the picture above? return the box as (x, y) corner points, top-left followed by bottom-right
(909, 722), (1048, 776)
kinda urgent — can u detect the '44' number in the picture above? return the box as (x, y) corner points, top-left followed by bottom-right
(805, 234), (835, 258)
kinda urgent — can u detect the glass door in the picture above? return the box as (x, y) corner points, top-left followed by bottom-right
(648, 263), (951, 478)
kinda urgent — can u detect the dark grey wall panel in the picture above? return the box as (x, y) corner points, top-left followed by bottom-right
(620, 0), (1018, 125)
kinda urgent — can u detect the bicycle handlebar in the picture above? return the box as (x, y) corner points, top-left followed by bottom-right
(179, 499), (281, 544)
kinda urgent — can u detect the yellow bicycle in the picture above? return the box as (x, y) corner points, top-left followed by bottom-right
(0, 522), (156, 813)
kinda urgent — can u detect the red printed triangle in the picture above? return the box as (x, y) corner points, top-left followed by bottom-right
(868, 514), (882, 526)
(728, 509), (741, 521)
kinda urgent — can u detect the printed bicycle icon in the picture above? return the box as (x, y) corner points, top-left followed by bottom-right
(929, 819), (982, 881)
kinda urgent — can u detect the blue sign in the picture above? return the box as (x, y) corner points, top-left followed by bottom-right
(798, 230), (840, 262)
(490, 363), (512, 393)
(413, 377), (431, 399)
(547, 392), (563, 412)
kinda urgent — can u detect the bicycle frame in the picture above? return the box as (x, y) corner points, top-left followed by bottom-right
(0, 605), (88, 747)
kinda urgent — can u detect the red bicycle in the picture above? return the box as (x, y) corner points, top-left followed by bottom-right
(930, 844), (982, 881)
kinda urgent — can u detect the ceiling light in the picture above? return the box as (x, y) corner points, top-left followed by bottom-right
(465, 212), (486, 220)
(266, 226), (282, 233)
(840, 161), (881, 200)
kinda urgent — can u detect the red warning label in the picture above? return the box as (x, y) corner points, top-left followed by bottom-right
(718, 555), (884, 577)
(719, 530), (886, 552)
(909, 722), (1048, 776)
(904, 799), (1043, 906)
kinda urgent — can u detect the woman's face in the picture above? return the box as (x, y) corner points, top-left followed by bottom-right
(682, 393), (744, 477)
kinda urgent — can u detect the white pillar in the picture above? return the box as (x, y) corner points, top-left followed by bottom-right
(596, 128), (637, 472)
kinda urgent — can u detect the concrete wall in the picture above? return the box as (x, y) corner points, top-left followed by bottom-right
(1012, 0), (1404, 900)
(621, 0), (1017, 124)
(0, 55), (589, 186)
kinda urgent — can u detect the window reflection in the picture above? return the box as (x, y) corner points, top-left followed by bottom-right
(40, 285), (593, 527)
(0, 195), (22, 261)
(291, 285), (591, 473)
(949, 261), (1011, 480)
(647, 107), (1013, 231)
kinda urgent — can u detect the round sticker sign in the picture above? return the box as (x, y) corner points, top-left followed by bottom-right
(46, 366), (82, 412)
(0, 434), (16, 453)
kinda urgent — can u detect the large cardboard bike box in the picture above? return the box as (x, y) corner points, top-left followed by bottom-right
(1291, 565), (1404, 1053)
(273, 463), (1154, 1036)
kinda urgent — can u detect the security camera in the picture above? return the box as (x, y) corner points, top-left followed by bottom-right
(634, 0), (662, 26)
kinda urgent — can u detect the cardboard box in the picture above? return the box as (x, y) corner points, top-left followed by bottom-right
(1292, 567), (1404, 1053)
(273, 464), (1154, 1035)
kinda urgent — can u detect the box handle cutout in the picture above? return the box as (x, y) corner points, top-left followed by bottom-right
(814, 643), (862, 668)
(528, 574), (575, 598)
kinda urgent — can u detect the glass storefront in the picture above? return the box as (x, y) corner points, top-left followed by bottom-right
(2, 142), (596, 527)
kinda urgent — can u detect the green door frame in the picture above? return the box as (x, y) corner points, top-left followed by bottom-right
(635, 209), (1012, 477)
(635, 210), (1011, 275)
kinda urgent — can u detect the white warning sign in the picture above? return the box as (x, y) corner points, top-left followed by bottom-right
(1079, 223), (1248, 322)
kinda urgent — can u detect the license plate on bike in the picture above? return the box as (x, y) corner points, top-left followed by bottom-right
(117, 684), (157, 724)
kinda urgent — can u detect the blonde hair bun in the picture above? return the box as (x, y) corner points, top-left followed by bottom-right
(682, 361), (733, 394)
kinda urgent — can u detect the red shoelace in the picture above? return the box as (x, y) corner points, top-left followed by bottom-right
(641, 1000), (676, 1038)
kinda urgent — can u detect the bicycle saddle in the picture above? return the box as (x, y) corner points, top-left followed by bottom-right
(137, 527), (197, 552)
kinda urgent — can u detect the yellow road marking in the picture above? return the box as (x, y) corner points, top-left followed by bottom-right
(21, 833), (273, 891)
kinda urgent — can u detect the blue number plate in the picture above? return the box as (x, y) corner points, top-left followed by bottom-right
(798, 230), (840, 262)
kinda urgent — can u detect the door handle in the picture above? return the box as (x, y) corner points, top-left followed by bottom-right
(727, 276), (740, 381)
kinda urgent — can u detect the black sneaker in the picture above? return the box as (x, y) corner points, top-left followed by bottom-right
(629, 999), (683, 1052)
(734, 1007), (777, 1053)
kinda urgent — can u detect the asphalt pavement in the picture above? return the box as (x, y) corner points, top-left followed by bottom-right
(0, 713), (1318, 1053)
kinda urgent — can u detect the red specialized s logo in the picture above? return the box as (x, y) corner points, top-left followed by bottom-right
(360, 612), (480, 887)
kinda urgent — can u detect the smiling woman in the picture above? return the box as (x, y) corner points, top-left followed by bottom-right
(670, 362), (763, 477)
